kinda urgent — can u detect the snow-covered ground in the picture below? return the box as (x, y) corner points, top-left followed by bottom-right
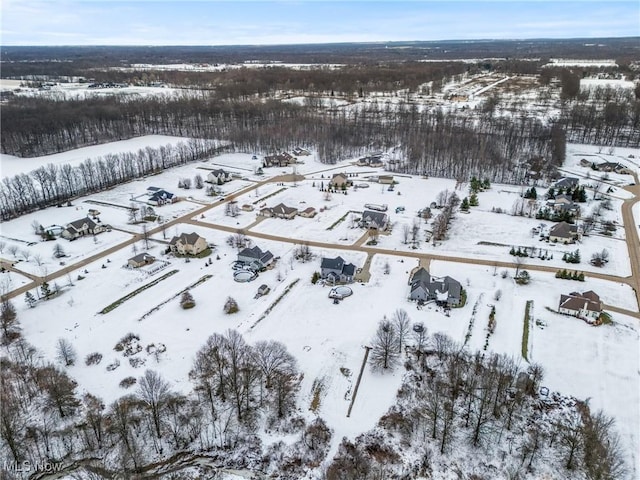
(3, 138), (639, 476)
(0, 135), (194, 176)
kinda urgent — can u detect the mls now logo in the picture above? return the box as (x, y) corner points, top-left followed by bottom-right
(4, 461), (64, 473)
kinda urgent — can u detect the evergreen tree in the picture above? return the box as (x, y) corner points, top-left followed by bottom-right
(469, 193), (479, 206)
(41, 281), (51, 299)
(25, 291), (36, 308)
(460, 197), (470, 212)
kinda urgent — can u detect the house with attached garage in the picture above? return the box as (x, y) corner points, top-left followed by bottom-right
(558, 291), (602, 322)
(549, 221), (581, 244)
(360, 210), (389, 230)
(320, 256), (357, 284)
(409, 267), (462, 306)
(553, 177), (579, 190)
(259, 203), (298, 219)
(263, 152), (296, 168)
(61, 216), (109, 240)
(207, 169), (233, 184)
(169, 232), (208, 256)
(147, 189), (177, 206)
(546, 194), (580, 217)
(237, 246), (274, 271)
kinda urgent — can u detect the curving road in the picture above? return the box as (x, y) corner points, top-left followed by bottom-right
(3, 172), (639, 320)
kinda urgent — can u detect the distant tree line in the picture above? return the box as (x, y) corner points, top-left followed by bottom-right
(0, 139), (222, 220)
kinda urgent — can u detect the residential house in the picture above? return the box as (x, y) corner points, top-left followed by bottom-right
(263, 152), (296, 168)
(558, 291), (602, 322)
(596, 162), (632, 174)
(320, 256), (357, 284)
(169, 232), (208, 256)
(554, 177), (579, 190)
(356, 154), (384, 167)
(299, 207), (317, 218)
(330, 173), (352, 189)
(549, 222), (581, 244)
(378, 175), (394, 184)
(237, 246), (274, 270)
(207, 169), (233, 184)
(148, 189), (177, 206)
(409, 267), (462, 306)
(128, 253), (155, 268)
(360, 210), (389, 230)
(547, 194), (580, 217)
(61, 216), (108, 240)
(259, 203), (298, 219)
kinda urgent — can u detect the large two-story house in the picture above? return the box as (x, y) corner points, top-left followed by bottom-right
(320, 256), (357, 284)
(409, 267), (462, 306)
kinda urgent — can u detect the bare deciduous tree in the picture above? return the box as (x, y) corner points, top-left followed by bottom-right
(370, 317), (399, 371)
(56, 338), (77, 367)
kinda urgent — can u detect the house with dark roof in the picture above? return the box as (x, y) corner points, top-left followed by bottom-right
(237, 246), (274, 270)
(169, 232), (208, 256)
(61, 216), (108, 240)
(263, 152), (296, 168)
(360, 210), (389, 230)
(207, 169), (233, 184)
(596, 162), (631, 174)
(554, 177), (579, 190)
(320, 256), (357, 284)
(546, 194), (580, 217)
(409, 267), (462, 306)
(259, 203), (298, 219)
(549, 222), (580, 244)
(128, 253), (155, 268)
(299, 207), (317, 218)
(558, 291), (602, 322)
(147, 189), (177, 206)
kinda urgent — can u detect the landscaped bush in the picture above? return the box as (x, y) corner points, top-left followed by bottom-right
(85, 352), (103, 366)
(119, 376), (137, 389)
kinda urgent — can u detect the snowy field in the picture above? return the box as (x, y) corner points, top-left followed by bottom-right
(0, 135), (194, 176)
(426, 260), (639, 476)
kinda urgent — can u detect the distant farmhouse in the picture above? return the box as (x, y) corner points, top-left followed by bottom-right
(360, 210), (389, 230)
(409, 267), (462, 306)
(169, 232), (208, 256)
(558, 291), (602, 322)
(146, 187), (177, 206)
(237, 246), (274, 271)
(549, 222), (581, 244)
(259, 203), (298, 219)
(320, 256), (357, 284)
(61, 216), (109, 241)
(356, 154), (384, 167)
(263, 152), (296, 168)
(595, 162), (632, 175)
(207, 169), (233, 184)
(299, 207), (317, 218)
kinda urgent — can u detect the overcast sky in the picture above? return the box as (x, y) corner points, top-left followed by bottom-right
(1, 1), (638, 46)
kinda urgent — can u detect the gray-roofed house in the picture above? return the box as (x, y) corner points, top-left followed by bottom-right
(128, 253), (156, 268)
(549, 222), (580, 244)
(360, 210), (389, 230)
(237, 246), (274, 270)
(554, 177), (579, 190)
(558, 291), (602, 322)
(61, 216), (108, 240)
(259, 203), (298, 219)
(169, 232), (208, 256)
(547, 194), (580, 217)
(320, 256), (357, 284)
(207, 169), (233, 184)
(409, 267), (462, 306)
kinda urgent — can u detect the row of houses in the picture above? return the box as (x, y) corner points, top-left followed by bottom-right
(258, 203), (317, 219)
